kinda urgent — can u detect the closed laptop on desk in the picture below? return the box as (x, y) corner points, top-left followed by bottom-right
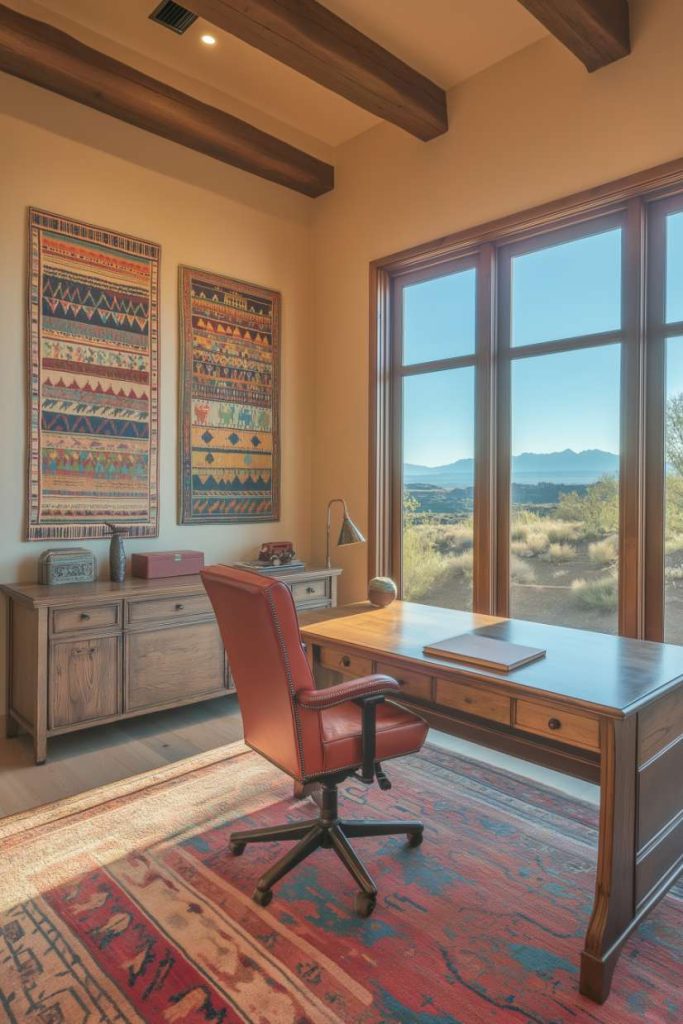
(424, 633), (546, 672)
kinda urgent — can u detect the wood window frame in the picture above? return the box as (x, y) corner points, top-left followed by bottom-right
(369, 155), (683, 640)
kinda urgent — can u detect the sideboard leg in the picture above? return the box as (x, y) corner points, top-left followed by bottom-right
(579, 716), (637, 1003)
(33, 730), (47, 765)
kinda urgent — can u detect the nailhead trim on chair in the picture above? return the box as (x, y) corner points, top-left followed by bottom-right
(264, 586), (309, 780)
(296, 679), (399, 710)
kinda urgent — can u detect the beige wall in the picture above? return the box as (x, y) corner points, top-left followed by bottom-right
(3, 0), (683, 709)
(309, 0), (683, 602)
(0, 75), (315, 706)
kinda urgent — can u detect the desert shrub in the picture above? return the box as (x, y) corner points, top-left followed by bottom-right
(525, 531), (550, 555)
(665, 566), (683, 583)
(588, 535), (618, 565)
(511, 540), (528, 556)
(665, 531), (683, 555)
(557, 476), (619, 537)
(666, 474), (683, 534)
(510, 555), (535, 584)
(511, 525), (528, 542)
(402, 525), (456, 601)
(436, 521), (473, 554)
(571, 574), (618, 611)
(543, 542), (575, 563)
(546, 521), (581, 544)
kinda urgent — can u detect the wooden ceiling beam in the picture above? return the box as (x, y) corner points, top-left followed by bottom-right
(0, 3), (333, 197)
(186, 0), (448, 141)
(517, 0), (631, 71)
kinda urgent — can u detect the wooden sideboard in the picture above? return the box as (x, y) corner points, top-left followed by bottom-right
(2, 565), (341, 763)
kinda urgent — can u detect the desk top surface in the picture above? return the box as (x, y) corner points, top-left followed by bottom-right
(299, 601), (683, 717)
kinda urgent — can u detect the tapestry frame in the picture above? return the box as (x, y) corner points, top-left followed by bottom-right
(178, 265), (281, 525)
(26, 208), (160, 541)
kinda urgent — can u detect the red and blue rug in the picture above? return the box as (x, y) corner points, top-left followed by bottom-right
(0, 741), (680, 1022)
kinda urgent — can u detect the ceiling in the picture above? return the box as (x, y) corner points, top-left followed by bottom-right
(15, 0), (548, 149)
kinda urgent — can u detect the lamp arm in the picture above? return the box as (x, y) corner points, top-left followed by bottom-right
(326, 498), (347, 569)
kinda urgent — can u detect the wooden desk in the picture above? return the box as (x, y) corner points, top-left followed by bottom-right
(299, 600), (683, 1004)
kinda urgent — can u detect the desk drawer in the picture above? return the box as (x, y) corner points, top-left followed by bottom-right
(290, 578), (328, 606)
(320, 646), (373, 678)
(435, 678), (510, 724)
(127, 594), (212, 625)
(514, 700), (600, 751)
(376, 661), (431, 701)
(51, 602), (120, 635)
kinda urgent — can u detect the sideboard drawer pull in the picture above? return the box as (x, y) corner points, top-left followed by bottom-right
(175, 603), (184, 611)
(80, 612), (90, 621)
(341, 655), (351, 668)
(548, 717), (561, 731)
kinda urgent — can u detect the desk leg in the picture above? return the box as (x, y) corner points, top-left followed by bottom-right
(580, 716), (637, 1003)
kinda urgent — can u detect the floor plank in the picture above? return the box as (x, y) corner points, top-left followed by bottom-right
(0, 696), (243, 818)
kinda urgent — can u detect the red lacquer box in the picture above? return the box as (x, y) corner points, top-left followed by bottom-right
(131, 550), (205, 579)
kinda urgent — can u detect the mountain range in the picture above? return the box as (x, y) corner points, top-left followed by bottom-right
(405, 448), (619, 487)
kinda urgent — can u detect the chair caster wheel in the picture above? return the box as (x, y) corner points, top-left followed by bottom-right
(229, 840), (246, 856)
(354, 892), (376, 918)
(407, 829), (423, 847)
(252, 887), (273, 908)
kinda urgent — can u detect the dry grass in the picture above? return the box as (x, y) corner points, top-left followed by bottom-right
(588, 535), (618, 565)
(510, 555), (535, 585)
(542, 542), (576, 563)
(571, 574), (618, 611)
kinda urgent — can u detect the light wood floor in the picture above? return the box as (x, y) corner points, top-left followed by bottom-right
(0, 696), (597, 819)
(0, 696), (244, 818)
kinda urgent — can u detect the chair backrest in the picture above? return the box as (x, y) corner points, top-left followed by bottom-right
(201, 565), (320, 780)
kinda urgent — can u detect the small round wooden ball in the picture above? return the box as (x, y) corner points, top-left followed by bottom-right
(368, 576), (398, 607)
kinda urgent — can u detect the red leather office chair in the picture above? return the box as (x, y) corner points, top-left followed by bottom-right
(202, 565), (428, 917)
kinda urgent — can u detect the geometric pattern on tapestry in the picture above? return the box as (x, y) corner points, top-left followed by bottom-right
(178, 265), (280, 523)
(27, 208), (160, 540)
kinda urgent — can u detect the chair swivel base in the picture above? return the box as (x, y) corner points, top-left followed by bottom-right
(229, 779), (424, 917)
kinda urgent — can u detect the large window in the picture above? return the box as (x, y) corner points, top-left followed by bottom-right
(373, 169), (683, 643)
(399, 265), (476, 610)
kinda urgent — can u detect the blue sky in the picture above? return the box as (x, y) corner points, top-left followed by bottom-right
(403, 225), (683, 468)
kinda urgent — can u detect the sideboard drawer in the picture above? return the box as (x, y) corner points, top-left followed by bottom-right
(376, 661), (432, 701)
(51, 602), (121, 635)
(435, 678), (511, 724)
(290, 578), (328, 606)
(320, 646), (373, 678)
(127, 593), (212, 625)
(514, 700), (600, 751)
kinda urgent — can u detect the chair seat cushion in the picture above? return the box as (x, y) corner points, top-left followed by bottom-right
(319, 699), (428, 773)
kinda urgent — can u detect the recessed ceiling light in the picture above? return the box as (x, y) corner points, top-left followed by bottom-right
(200, 33), (216, 46)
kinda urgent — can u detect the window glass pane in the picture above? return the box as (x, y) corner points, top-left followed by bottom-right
(402, 267), (476, 365)
(510, 345), (621, 633)
(664, 338), (683, 643)
(666, 211), (683, 324)
(511, 228), (622, 346)
(402, 367), (475, 610)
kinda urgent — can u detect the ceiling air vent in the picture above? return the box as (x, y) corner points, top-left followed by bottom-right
(149, 1), (198, 34)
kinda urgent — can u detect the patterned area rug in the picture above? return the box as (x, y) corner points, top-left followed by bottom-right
(0, 742), (680, 1023)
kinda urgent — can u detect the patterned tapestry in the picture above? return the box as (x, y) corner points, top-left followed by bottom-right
(179, 266), (280, 523)
(27, 209), (160, 540)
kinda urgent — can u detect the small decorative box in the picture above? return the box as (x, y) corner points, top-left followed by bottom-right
(131, 550), (205, 579)
(39, 548), (96, 585)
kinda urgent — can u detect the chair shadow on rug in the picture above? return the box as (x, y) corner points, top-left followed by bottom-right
(202, 565), (429, 916)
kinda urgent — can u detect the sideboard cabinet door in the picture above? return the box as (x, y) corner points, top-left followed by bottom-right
(126, 621), (227, 712)
(50, 635), (122, 729)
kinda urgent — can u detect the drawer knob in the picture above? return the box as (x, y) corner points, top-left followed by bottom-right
(341, 655), (351, 668)
(80, 612), (90, 621)
(306, 586), (315, 594)
(548, 717), (562, 731)
(175, 603), (184, 611)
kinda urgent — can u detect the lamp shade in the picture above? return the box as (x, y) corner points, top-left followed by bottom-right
(337, 514), (365, 547)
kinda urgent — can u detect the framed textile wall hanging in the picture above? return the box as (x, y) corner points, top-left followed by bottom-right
(178, 266), (281, 524)
(27, 208), (160, 540)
